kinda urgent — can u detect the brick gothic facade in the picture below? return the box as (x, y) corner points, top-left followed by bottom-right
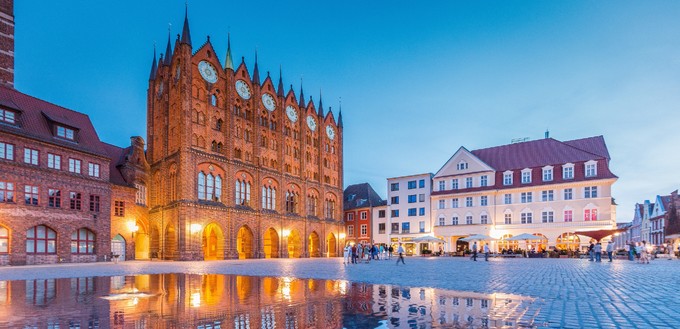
(146, 11), (344, 260)
(0, 0), (13, 88)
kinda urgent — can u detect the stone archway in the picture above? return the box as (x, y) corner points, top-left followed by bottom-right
(309, 231), (321, 257)
(164, 225), (177, 260)
(326, 233), (337, 257)
(149, 226), (160, 259)
(263, 227), (279, 258)
(236, 225), (254, 259)
(134, 228), (150, 260)
(203, 223), (225, 260)
(111, 234), (126, 261)
(288, 230), (302, 258)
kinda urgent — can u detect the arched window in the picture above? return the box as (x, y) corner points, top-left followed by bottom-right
(210, 94), (217, 106)
(198, 172), (206, 200)
(198, 172), (221, 202)
(211, 141), (218, 152)
(71, 228), (95, 254)
(26, 225), (56, 254)
(216, 119), (223, 131)
(307, 195), (318, 217)
(215, 175), (222, 201)
(0, 225), (8, 253)
(285, 191), (298, 214)
(206, 174), (215, 200)
(235, 179), (251, 206)
(325, 198), (336, 219)
(261, 185), (277, 210)
(217, 142), (223, 153)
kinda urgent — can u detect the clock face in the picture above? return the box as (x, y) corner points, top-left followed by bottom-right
(198, 61), (218, 83)
(235, 80), (252, 100)
(326, 125), (335, 140)
(306, 115), (317, 131)
(261, 93), (276, 111)
(286, 105), (298, 122)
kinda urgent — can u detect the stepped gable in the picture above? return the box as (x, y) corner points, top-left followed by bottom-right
(0, 85), (106, 156)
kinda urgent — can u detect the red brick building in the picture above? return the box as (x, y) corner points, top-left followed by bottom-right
(145, 9), (344, 260)
(343, 183), (385, 245)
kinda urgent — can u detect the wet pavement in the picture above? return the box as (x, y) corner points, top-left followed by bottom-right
(0, 257), (678, 328)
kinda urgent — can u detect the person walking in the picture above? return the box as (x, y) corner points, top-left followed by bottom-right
(606, 241), (615, 262)
(396, 243), (405, 265)
(388, 245), (394, 260)
(628, 241), (636, 261)
(483, 244), (490, 261)
(351, 244), (357, 264)
(594, 242), (602, 262)
(588, 242), (595, 261)
(343, 244), (350, 265)
(471, 242), (478, 261)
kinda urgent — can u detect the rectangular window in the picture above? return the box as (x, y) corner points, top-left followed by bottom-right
(135, 184), (146, 205)
(466, 216), (473, 225)
(438, 217), (445, 226)
(563, 166), (574, 179)
(0, 142), (14, 160)
(521, 171), (531, 184)
(480, 175), (488, 187)
(419, 194), (425, 202)
(585, 163), (597, 177)
(408, 208), (417, 216)
(407, 180), (417, 189)
(56, 126), (75, 140)
(24, 148), (38, 165)
(564, 210), (573, 222)
(481, 214), (488, 224)
(0, 182), (14, 202)
(521, 192), (532, 203)
(68, 159), (81, 173)
(407, 194), (417, 203)
(114, 201), (125, 217)
(465, 197), (473, 207)
(542, 211), (554, 223)
(542, 190), (554, 202)
(378, 223), (385, 234)
(438, 199), (445, 209)
(25, 185), (39, 205)
(584, 186), (598, 198)
(391, 196), (399, 204)
(418, 179), (425, 188)
(585, 209), (598, 221)
(542, 168), (553, 181)
(47, 154), (61, 169)
(564, 188), (573, 200)
(391, 223), (399, 233)
(419, 207), (425, 216)
(504, 194), (512, 204)
(438, 181), (445, 191)
(465, 177), (473, 188)
(88, 163), (100, 177)
(503, 173), (513, 185)
(504, 213), (512, 224)
(391, 210), (399, 217)
(360, 211), (367, 220)
(480, 196), (488, 206)
(348, 225), (354, 237)
(378, 210), (385, 218)
(346, 213), (354, 221)
(89, 195), (100, 212)
(0, 109), (16, 124)
(419, 221), (425, 233)
(390, 183), (399, 191)
(360, 224), (367, 236)
(521, 212), (532, 224)
(69, 192), (82, 210)
(401, 222), (410, 233)
(451, 198), (459, 208)
(451, 179), (458, 190)
(47, 189), (60, 208)
(452, 216), (459, 225)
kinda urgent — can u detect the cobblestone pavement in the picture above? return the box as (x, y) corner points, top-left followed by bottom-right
(1, 257), (678, 328)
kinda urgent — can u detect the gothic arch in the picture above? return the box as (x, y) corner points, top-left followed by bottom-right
(263, 227), (279, 258)
(309, 231), (321, 257)
(236, 225), (254, 259)
(203, 222), (225, 260)
(287, 229), (302, 258)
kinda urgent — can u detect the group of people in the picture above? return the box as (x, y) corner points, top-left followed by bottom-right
(343, 243), (407, 265)
(623, 240), (668, 264)
(587, 242), (616, 262)
(468, 242), (491, 261)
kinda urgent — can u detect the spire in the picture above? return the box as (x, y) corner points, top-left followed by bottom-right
(225, 33), (234, 70)
(252, 51), (260, 85)
(149, 45), (157, 80)
(180, 4), (192, 46)
(338, 101), (343, 127)
(298, 80), (305, 108)
(164, 27), (173, 66)
(277, 66), (284, 97)
(317, 90), (324, 117)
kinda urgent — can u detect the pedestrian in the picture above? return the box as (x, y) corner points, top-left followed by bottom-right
(351, 244), (357, 264)
(588, 242), (595, 261)
(343, 244), (350, 265)
(606, 241), (614, 262)
(483, 244), (490, 261)
(396, 243), (405, 265)
(471, 242), (478, 261)
(594, 242), (602, 262)
(628, 241), (636, 261)
(379, 244), (385, 260)
(388, 245), (394, 259)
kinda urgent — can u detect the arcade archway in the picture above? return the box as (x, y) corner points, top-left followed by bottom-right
(288, 230), (302, 258)
(263, 228), (279, 258)
(164, 225), (177, 260)
(326, 233), (337, 257)
(309, 231), (321, 257)
(236, 225), (254, 259)
(203, 223), (225, 260)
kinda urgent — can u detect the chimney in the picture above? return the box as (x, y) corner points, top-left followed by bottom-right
(0, 0), (14, 88)
(545, 130), (550, 139)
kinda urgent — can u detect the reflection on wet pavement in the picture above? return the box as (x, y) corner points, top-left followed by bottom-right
(0, 274), (539, 328)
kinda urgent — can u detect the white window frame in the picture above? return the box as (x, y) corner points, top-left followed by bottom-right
(504, 194), (512, 204)
(451, 179), (458, 190)
(562, 163), (574, 180)
(48, 153), (61, 170)
(585, 160), (597, 178)
(480, 175), (488, 187)
(542, 166), (553, 182)
(521, 168), (532, 184)
(503, 171), (513, 185)
(465, 177), (473, 188)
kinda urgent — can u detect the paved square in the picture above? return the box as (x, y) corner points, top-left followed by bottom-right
(0, 257), (677, 328)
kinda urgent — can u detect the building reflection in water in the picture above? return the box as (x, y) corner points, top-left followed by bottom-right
(0, 274), (537, 328)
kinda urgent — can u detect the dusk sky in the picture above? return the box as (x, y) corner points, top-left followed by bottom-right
(13, 1), (680, 222)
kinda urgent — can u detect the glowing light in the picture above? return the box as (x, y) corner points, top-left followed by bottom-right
(190, 223), (203, 234)
(282, 229), (290, 237)
(339, 233), (346, 239)
(190, 292), (201, 308)
(126, 221), (139, 233)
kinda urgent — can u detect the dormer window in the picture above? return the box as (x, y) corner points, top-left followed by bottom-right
(585, 160), (597, 178)
(521, 169), (532, 184)
(542, 166), (553, 182)
(56, 126), (75, 140)
(457, 161), (468, 170)
(503, 171), (513, 185)
(0, 109), (16, 125)
(563, 163), (574, 179)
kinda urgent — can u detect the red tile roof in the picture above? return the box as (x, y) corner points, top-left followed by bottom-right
(564, 135), (610, 160)
(0, 85), (106, 157)
(99, 141), (131, 187)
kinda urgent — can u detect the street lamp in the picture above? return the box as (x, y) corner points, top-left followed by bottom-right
(127, 221), (139, 237)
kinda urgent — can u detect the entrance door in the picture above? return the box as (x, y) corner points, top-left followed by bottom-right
(111, 234), (126, 261)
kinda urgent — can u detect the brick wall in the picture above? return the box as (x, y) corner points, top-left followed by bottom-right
(0, 0), (14, 87)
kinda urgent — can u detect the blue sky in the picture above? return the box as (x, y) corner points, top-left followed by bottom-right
(13, 1), (680, 222)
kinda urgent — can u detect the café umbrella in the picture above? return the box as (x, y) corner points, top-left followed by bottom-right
(460, 234), (497, 242)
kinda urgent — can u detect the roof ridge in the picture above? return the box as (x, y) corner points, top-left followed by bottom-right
(1, 85), (93, 119)
(560, 136), (607, 160)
